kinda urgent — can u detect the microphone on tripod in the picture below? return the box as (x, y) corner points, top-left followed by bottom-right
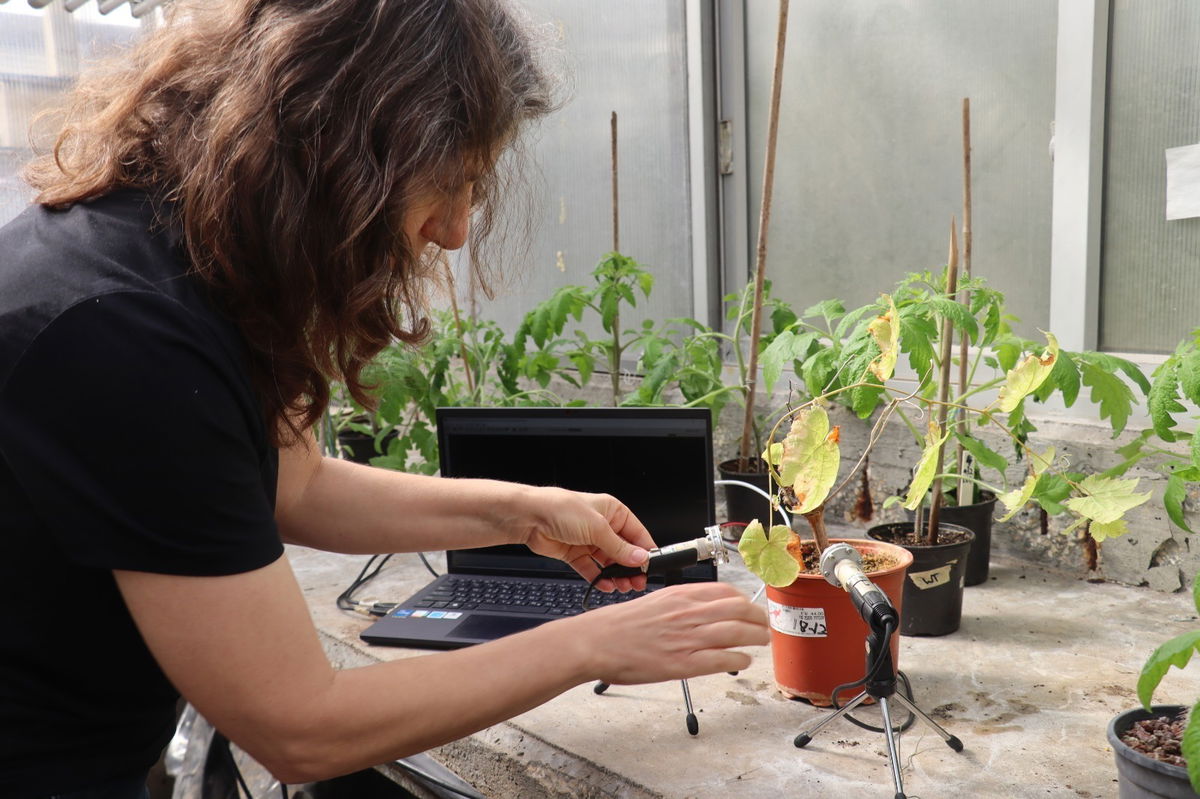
(819, 542), (898, 629)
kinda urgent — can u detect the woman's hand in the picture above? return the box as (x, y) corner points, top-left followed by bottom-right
(515, 486), (655, 594)
(562, 582), (770, 684)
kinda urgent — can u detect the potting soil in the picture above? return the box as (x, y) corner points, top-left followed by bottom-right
(1121, 713), (1188, 768)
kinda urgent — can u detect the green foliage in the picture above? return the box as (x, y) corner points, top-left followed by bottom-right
(1135, 573), (1200, 791)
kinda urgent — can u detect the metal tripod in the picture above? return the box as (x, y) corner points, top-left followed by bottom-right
(591, 567), (703, 736)
(792, 619), (964, 798)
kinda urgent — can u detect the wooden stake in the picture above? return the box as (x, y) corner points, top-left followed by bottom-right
(737, 0), (790, 467)
(956, 97), (974, 505)
(443, 256), (475, 396)
(610, 111), (619, 254)
(927, 220), (960, 546)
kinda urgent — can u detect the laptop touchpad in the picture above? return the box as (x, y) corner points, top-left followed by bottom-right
(452, 614), (549, 642)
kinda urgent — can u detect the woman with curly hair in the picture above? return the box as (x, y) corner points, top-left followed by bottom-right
(0, 1), (768, 796)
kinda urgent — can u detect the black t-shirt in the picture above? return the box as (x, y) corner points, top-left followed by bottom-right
(0, 191), (284, 796)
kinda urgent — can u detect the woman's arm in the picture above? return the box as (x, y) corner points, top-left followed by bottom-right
(114, 558), (767, 784)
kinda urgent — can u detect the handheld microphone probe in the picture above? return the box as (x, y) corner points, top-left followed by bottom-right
(819, 543), (898, 628)
(598, 526), (728, 579)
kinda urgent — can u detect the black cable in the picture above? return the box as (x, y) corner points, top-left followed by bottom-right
(335, 554), (393, 613)
(418, 551), (440, 578)
(827, 619), (918, 735)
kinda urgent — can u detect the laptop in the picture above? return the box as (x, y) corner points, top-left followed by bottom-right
(360, 406), (717, 649)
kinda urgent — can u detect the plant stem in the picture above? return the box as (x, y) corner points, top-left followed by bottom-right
(737, 0), (789, 468)
(442, 256), (476, 398)
(802, 506), (831, 553)
(927, 221), (960, 546)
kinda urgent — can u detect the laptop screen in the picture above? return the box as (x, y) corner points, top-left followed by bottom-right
(436, 407), (716, 581)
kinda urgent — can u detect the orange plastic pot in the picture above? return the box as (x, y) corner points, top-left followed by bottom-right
(765, 538), (912, 706)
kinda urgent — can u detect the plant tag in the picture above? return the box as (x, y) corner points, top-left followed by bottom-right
(767, 601), (828, 637)
(1166, 144), (1200, 220)
(908, 562), (957, 591)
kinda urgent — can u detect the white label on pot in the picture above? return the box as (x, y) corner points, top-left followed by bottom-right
(908, 561), (957, 591)
(767, 600), (828, 638)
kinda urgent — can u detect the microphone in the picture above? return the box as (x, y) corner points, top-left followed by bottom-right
(819, 543), (898, 629)
(599, 526), (728, 578)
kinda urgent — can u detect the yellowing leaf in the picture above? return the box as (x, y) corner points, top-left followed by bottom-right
(903, 421), (950, 510)
(777, 406), (841, 514)
(997, 447), (1056, 522)
(994, 331), (1060, 413)
(762, 442), (783, 466)
(737, 519), (801, 587)
(867, 294), (900, 382)
(1064, 474), (1153, 525)
(1088, 518), (1130, 542)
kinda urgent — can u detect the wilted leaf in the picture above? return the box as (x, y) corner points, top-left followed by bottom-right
(903, 421), (950, 510)
(737, 520), (801, 587)
(1088, 518), (1129, 542)
(997, 447), (1055, 521)
(1064, 474), (1152, 525)
(777, 406), (841, 513)
(866, 294), (900, 382)
(994, 332), (1059, 413)
(955, 432), (1008, 475)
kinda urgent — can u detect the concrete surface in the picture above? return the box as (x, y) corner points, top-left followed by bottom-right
(289, 540), (1200, 799)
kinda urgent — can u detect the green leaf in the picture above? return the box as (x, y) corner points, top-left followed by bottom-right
(1064, 474), (1153, 524)
(1180, 347), (1200, 404)
(1150, 359), (1187, 442)
(760, 330), (797, 395)
(777, 406), (841, 513)
(637, 270), (654, 297)
(1047, 351), (1082, 406)
(1193, 572), (1200, 617)
(1194, 432), (1200, 471)
(803, 298), (845, 322)
(1138, 630), (1200, 708)
(955, 432), (1009, 475)
(1088, 352), (1152, 395)
(994, 332), (1059, 413)
(1165, 473), (1194, 534)
(898, 311), (938, 381)
(928, 297), (979, 342)
(737, 520), (800, 587)
(1080, 362), (1137, 436)
(866, 294), (900, 381)
(801, 348), (837, 398)
(600, 290), (619, 333)
(1032, 472), (1074, 516)
(1184, 700), (1200, 792)
(904, 422), (950, 510)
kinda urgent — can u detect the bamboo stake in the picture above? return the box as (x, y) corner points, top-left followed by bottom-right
(609, 111), (622, 405)
(956, 97), (974, 505)
(737, 0), (790, 468)
(927, 220), (960, 546)
(610, 111), (620, 254)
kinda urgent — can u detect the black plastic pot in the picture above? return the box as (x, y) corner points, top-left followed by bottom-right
(717, 458), (773, 532)
(1108, 706), (1199, 798)
(866, 522), (974, 637)
(905, 493), (996, 586)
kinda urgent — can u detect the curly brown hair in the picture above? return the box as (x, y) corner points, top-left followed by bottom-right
(23, 0), (553, 445)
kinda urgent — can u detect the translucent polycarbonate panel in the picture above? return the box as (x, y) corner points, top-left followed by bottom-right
(1101, 2), (1200, 355)
(459, 1), (695, 337)
(0, 5), (142, 226)
(743, 1), (1055, 337)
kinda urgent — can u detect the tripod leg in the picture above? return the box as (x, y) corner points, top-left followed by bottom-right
(593, 681), (610, 695)
(877, 697), (907, 799)
(890, 692), (963, 752)
(680, 679), (699, 736)
(793, 691), (871, 748)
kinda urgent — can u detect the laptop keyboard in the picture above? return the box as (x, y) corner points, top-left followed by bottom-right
(414, 575), (650, 616)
